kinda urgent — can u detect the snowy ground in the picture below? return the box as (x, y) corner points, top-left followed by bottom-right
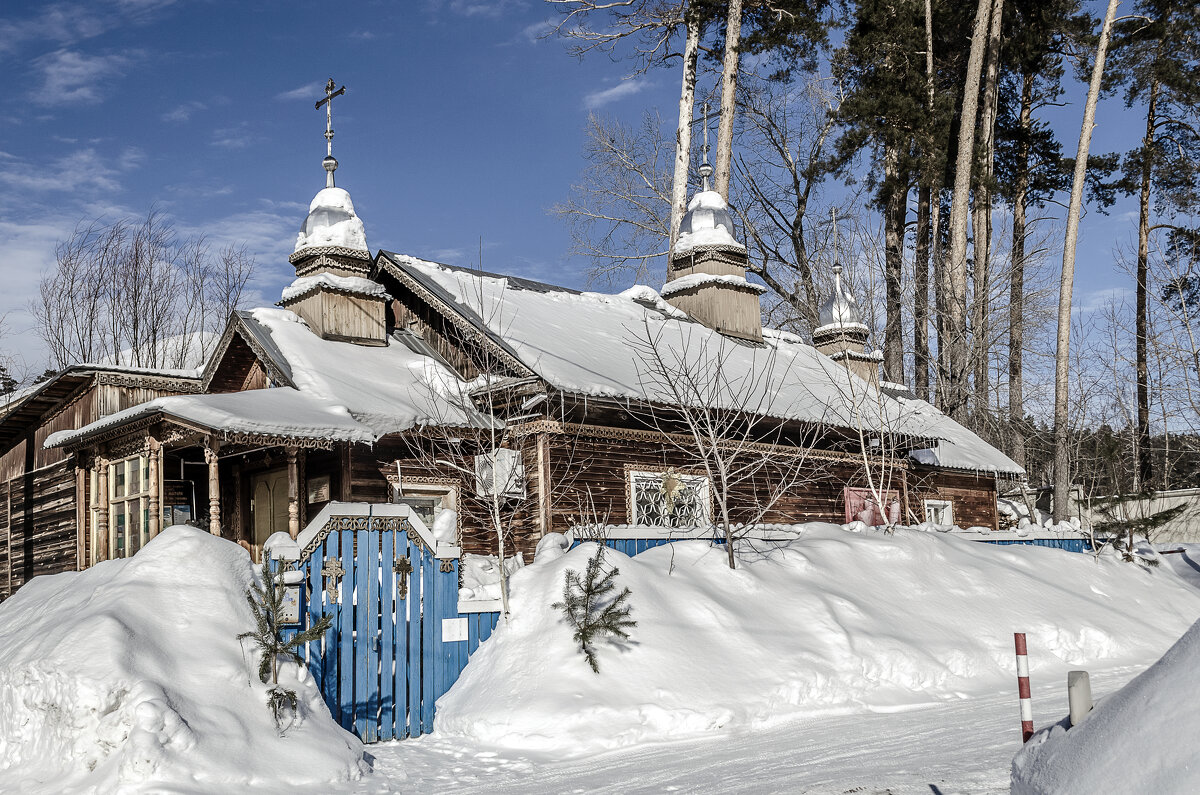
(340, 666), (1140, 794)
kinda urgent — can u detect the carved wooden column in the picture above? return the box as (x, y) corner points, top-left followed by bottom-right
(204, 439), (221, 536)
(74, 464), (87, 570)
(147, 437), (162, 539)
(95, 456), (110, 562)
(287, 447), (300, 540)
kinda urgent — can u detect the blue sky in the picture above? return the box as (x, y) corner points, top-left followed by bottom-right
(1, 0), (1144, 373)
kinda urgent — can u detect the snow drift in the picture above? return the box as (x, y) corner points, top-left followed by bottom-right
(436, 524), (1200, 754)
(0, 526), (365, 793)
(1011, 617), (1200, 794)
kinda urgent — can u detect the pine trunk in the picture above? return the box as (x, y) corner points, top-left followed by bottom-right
(944, 0), (994, 422)
(1054, 0), (1120, 522)
(715, 0), (743, 200)
(1135, 79), (1159, 492)
(915, 183), (932, 401)
(884, 147), (908, 384)
(1009, 71), (1033, 470)
(669, 8), (702, 253)
(971, 0), (1005, 422)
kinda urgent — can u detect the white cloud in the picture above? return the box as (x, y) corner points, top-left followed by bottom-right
(517, 18), (554, 44)
(162, 100), (206, 123)
(275, 82), (325, 102)
(32, 49), (130, 106)
(583, 79), (651, 110)
(210, 123), (258, 150)
(0, 148), (126, 194)
(0, 1), (176, 55)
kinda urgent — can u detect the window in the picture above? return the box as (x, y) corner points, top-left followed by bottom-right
(392, 481), (457, 538)
(629, 469), (711, 528)
(91, 455), (154, 562)
(924, 499), (954, 527)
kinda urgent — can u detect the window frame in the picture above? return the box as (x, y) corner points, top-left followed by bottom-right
(924, 498), (954, 527)
(627, 468), (712, 528)
(391, 478), (459, 541)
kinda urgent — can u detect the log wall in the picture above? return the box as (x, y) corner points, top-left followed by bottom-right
(907, 465), (1000, 529)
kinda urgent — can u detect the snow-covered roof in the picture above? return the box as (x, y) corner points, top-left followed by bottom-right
(280, 273), (390, 303)
(46, 306), (488, 449)
(899, 396), (1024, 476)
(92, 331), (219, 374)
(660, 273), (767, 299)
(294, 187), (368, 254)
(382, 253), (910, 435)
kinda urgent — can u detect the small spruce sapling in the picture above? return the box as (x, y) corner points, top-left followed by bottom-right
(553, 545), (637, 673)
(239, 555), (332, 732)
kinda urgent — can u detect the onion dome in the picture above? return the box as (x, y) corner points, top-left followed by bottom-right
(817, 264), (865, 331)
(674, 189), (746, 256)
(294, 187), (368, 255)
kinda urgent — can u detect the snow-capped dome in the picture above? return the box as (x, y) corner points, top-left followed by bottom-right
(674, 190), (745, 256)
(817, 264), (864, 329)
(294, 187), (368, 254)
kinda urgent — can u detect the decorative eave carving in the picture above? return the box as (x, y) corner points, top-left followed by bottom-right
(94, 372), (202, 393)
(289, 245), (372, 266)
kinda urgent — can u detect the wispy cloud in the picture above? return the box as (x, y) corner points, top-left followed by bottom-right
(583, 79), (651, 110)
(428, 247), (466, 262)
(210, 123), (258, 150)
(162, 100), (206, 123)
(0, 1), (176, 56)
(276, 82), (324, 102)
(449, 0), (526, 18)
(516, 18), (555, 44)
(0, 147), (131, 194)
(32, 49), (131, 106)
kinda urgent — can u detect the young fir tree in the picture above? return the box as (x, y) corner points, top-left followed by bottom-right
(553, 546), (637, 674)
(239, 556), (332, 731)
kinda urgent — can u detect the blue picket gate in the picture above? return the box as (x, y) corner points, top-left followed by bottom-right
(281, 506), (499, 742)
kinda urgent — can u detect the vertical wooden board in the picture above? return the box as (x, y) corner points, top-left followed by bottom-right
(394, 531), (410, 738)
(406, 536), (423, 739)
(379, 527), (395, 741)
(321, 534), (339, 725)
(437, 560), (457, 697)
(338, 530), (355, 734)
(467, 612), (480, 657)
(364, 527), (381, 743)
(479, 613), (493, 643)
(420, 549), (436, 733)
(353, 526), (369, 740)
(307, 543), (325, 687)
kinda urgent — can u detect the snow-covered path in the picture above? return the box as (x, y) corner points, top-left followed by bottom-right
(340, 666), (1138, 794)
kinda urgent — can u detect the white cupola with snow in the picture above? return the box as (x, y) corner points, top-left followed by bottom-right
(280, 81), (388, 346)
(661, 162), (765, 342)
(811, 264), (880, 386)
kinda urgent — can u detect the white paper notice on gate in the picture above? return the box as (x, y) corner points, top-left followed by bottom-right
(442, 618), (468, 642)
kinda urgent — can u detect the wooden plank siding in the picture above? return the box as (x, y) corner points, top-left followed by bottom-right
(906, 465), (1000, 529)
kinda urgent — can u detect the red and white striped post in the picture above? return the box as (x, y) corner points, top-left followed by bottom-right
(1014, 632), (1034, 742)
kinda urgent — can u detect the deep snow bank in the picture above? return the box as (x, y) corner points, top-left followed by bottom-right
(436, 525), (1200, 753)
(0, 526), (365, 793)
(1010, 617), (1200, 794)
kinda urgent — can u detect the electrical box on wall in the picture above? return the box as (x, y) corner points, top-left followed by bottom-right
(474, 448), (526, 499)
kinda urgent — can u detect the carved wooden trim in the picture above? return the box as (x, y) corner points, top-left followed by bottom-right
(505, 419), (903, 468)
(289, 245), (372, 265)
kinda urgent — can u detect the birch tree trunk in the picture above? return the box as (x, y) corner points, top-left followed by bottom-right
(1009, 70), (1034, 470)
(1054, 0), (1120, 522)
(669, 7), (702, 253)
(944, 0), (994, 422)
(714, 0), (743, 200)
(1135, 78), (1160, 492)
(971, 0), (1006, 419)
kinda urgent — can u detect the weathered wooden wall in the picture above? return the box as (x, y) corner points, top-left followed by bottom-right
(907, 466), (1000, 530)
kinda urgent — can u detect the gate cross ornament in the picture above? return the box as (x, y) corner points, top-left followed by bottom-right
(394, 556), (413, 600)
(322, 559), (345, 602)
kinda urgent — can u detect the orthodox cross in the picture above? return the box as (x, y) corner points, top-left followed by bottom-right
(321, 558), (345, 602)
(394, 556), (414, 600)
(699, 100), (713, 191)
(315, 78), (346, 186)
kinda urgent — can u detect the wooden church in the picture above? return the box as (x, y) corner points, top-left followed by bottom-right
(0, 90), (1023, 600)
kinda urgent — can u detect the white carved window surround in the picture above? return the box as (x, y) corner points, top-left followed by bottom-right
(924, 498), (954, 527)
(629, 469), (711, 528)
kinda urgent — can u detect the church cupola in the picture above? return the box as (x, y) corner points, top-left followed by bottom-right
(812, 264), (880, 387)
(661, 156), (765, 343)
(280, 79), (388, 346)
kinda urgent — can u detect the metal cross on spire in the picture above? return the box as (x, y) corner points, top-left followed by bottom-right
(315, 78), (346, 188)
(699, 100), (713, 192)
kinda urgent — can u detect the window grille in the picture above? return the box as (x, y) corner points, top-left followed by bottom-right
(629, 469), (710, 528)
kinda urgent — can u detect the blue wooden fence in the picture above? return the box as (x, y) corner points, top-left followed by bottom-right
(280, 510), (500, 742)
(981, 537), (1092, 553)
